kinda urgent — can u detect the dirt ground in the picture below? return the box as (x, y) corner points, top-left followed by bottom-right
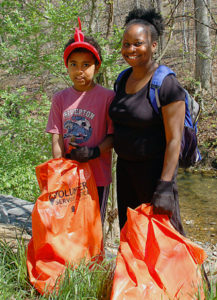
(0, 223), (31, 249)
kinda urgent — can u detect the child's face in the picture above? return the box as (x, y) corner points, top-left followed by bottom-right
(67, 51), (100, 92)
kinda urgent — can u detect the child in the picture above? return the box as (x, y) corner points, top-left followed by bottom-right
(46, 18), (115, 224)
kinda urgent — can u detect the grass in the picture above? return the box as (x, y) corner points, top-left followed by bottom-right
(202, 268), (217, 300)
(0, 237), (115, 300)
(49, 260), (114, 300)
(0, 238), (34, 299)
(0, 236), (216, 300)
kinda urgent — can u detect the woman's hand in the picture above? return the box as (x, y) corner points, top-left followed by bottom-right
(152, 180), (175, 216)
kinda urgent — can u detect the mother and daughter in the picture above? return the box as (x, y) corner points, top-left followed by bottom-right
(46, 8), (186, 235)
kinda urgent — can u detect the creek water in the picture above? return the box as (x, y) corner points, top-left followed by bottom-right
(177, 171), (217, 244)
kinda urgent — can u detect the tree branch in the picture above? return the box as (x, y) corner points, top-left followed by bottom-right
(156, 23), (174, 63)
(174, 14), (217, 31)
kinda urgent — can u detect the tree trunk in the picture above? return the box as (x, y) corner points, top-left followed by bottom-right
(105, 0), (114, 38)
(155, 0), (164, 56)
(182, 0), (188, 54)
(194, 0), (211, 89)
(146, 0), (154, 8)
(135, 0), (140, 8)
(88, 0), (97, 33)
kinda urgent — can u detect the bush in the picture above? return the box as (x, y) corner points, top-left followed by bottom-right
(0, 87), (51, 201)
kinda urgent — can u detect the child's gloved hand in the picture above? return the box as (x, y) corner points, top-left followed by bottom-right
(151, 180), (175, 217)
(66, 143), (100, 162)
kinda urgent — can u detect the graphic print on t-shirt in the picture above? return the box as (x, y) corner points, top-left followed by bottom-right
(63, 115), (93, 144)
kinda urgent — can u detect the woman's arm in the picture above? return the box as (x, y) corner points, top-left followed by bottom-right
(152, 100), (185, 216)
(52, 133), (65, 158)
(161, 100), (185, 180)
(98, 134), (114, 154)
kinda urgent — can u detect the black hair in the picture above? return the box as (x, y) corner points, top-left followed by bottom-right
(64, 36), (102, 65)
(125, 8), (164, 41)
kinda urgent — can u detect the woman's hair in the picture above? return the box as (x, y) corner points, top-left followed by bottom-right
(125, 8), (164, 41)
(64, 36), (102, 65)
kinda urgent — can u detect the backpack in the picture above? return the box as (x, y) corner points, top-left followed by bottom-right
(115, 65), (201, 168)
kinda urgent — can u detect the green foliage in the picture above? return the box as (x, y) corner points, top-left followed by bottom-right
(0, 238), (35, 299)
(0, 237), (115, 299)
(96, 25), (126, 88)
(0, 87), (51, 201)
(0, 0), (87, 78)
(197, 50), (211, 60)
(0, 0), (124, 88)
(49, 259), (115, 300)
(0, 0), (125, 90)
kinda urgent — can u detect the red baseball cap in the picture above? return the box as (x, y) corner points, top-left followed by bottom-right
(63, 18), (101, 68)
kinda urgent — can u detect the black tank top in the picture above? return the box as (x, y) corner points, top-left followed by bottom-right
(109, 68), (185, 161)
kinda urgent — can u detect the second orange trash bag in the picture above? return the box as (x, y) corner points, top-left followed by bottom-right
(26, 158), (103, 295)
(111, 204), (207, 300)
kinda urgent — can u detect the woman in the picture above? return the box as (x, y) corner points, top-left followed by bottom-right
(109, 8), (186, 234)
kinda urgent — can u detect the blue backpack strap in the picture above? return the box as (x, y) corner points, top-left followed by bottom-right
(115, 65), (176, 114)
(114, 67), (132, 92)
(150, 65), (176, 114)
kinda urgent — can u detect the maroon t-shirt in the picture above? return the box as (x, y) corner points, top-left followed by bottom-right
(109, 68), (185, 161)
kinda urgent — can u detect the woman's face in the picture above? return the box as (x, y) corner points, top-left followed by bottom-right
(121, 24), (157, 67)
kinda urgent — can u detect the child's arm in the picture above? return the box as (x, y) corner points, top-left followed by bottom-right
(52, 133), (64, 158)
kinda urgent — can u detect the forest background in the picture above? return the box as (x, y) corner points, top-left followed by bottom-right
(0, 0), (216, 205)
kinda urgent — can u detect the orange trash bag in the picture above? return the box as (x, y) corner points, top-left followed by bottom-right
(26, 158), (103, 295)
(111, 204), (207, 300)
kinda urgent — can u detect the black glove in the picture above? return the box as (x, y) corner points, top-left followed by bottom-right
(65, 143), (100, 162)
(152, 180), (175, 217)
